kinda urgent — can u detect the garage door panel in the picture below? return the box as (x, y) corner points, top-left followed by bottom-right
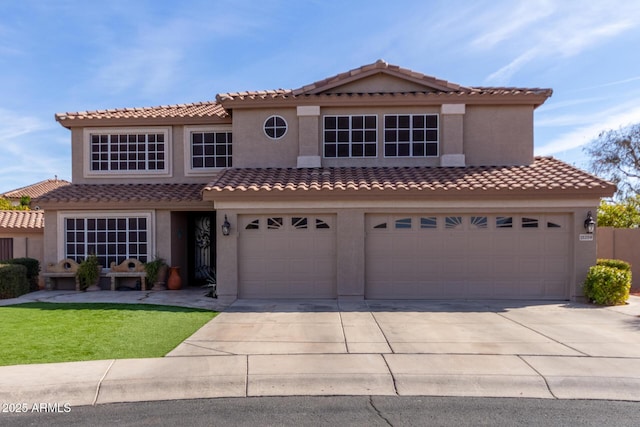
(366, 214), (570, 300)
(239, 215), (337, 298)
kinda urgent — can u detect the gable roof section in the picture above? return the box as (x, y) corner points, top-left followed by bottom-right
(0, 211), (44, 230)
(35, 183), (209, 209)
(292, 59), (469, 95)
(204, 157), (615, 200)
(55, 101), (229, 128)
(2, 178), (70, 200)
(217, 60), (552, 108)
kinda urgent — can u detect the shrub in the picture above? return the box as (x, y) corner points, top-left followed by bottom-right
(583, 264), (631, 305)
(0, 264), (29, 299)
(0, 258), (40, 292)
(596, 258), (631, 272)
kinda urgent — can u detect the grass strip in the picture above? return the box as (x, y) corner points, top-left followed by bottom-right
(0, 302), (217, 366)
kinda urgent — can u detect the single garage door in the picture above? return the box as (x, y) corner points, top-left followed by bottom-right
(366, 214), (571, 300)
(238, 214), (337, 298)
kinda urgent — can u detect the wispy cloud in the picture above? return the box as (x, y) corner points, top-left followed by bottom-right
(535, 102), (640, 155)
(478, 2), (640, 84)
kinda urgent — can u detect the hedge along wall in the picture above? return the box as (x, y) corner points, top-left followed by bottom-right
(597, 227), (640, 292)
(0, 263), (29, 299)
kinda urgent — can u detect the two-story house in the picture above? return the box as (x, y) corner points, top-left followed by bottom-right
(38, 60), (615, 302)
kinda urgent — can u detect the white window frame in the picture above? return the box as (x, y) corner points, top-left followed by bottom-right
(263, 115), (288, 140)
(57, 211), (155, 269)
(83, 127), (172, 178)
(323, 114), (378, 158)
(183, 125), (233, 176)
(383, 114), (439, 158)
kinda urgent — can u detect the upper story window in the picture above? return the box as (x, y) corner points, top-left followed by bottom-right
(384, 114), (438, 157)
(264, 116), (287, 140)
(184, 126), (231, 176)
(191, 131), (232, 168)
(85, 128), (170, 177)
(323, 115), (377, 158)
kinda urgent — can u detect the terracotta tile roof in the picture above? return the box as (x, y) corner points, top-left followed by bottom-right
(217, 60), (552, 103)
(55, 101), (228, 123)
(35, 183), (208, 206)
(0, 210), (44, 230)
(2, 178), (70, 200)
(204, 157), (615, 198)
(291, 59), (469, 95)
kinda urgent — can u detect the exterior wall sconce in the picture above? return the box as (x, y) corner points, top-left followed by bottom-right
(221, 215), (231, 236)
(584, 211), (595, 234)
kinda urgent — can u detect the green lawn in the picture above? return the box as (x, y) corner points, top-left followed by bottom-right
(0, 303), (217, 366)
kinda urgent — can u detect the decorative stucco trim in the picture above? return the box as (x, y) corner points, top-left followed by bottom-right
(440, 154), (466, 167)
(297, 106), (321, 116)
(297, 156), (322, 168)
(441, 104), (466, 115)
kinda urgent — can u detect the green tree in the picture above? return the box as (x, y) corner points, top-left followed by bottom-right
(597, 196), (640, 228)
(584, 123), (640, 198)
(0, 198), (30, 211)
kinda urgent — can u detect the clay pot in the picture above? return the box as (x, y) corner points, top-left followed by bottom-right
(167, 267), (182, 290)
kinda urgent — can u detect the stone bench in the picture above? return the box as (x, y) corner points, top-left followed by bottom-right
(106, 258), (147, 291)
(42, 259), (81, 291)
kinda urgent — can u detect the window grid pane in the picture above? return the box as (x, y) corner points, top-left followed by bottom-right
(191, 131), (232, 169)
(90, 133), (166, 172)
(64, 217), (149, 266)
(324, 115), (377, 158)
(384, 114), (438, 157)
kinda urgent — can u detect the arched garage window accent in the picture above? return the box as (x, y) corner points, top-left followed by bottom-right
(395, 218), (412, 229)
(496, 217), (513, 228)
(267, 217), (283, 229)
(522, 217), (539, 228)
(373, 222), (387, 229)
(445, 216), (463, 229)
(471, 216), (488, 229)
(547, 222), (562, 228)
(292, 217), (308, 229)
(315, 219), (330, 229)
(245, 219), (260, 230)
(420, 217), (437, 229)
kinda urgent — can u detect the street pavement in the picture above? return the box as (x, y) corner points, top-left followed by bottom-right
(0, 290), (639, 406)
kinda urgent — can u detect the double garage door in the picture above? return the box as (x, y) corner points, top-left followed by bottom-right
(238, 213), (571, 300)
(366, 214), (571, 300)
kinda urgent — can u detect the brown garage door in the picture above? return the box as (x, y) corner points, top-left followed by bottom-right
(366, 214), (570, 300)
(238, 215), (337, 298)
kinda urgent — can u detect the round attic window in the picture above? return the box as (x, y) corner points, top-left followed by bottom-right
(264, 115), (287, 140)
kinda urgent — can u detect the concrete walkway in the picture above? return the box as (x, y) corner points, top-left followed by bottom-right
(1, 291), (639, 406)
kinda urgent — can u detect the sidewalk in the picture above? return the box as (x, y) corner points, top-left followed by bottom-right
(1, 292), (639, 406)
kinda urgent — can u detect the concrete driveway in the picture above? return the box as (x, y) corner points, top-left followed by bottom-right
(3, 296), (639, 405)
(166, 298), (640, 401)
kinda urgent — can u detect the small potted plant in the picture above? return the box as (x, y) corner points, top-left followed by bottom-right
(145, 256), (168, 291)
(76, 254), (101, 291)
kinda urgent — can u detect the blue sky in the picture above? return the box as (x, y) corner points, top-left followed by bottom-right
(1, 0), (640, 193)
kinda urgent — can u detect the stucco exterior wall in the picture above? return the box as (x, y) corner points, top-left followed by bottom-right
(232, 109), (300, 168)
(597, 227), (640, 292)
(463, 105), (534, 166)
(69, 125), (221, 185)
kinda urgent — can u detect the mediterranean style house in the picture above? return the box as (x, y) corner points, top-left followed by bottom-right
(37, 60), (615, 302)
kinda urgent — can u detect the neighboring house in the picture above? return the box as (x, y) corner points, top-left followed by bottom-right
(0, 210), (44, 264)
(1, 177), (70, 209)
(1, 179), (69, 280)
(37, 60), (615, 301)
